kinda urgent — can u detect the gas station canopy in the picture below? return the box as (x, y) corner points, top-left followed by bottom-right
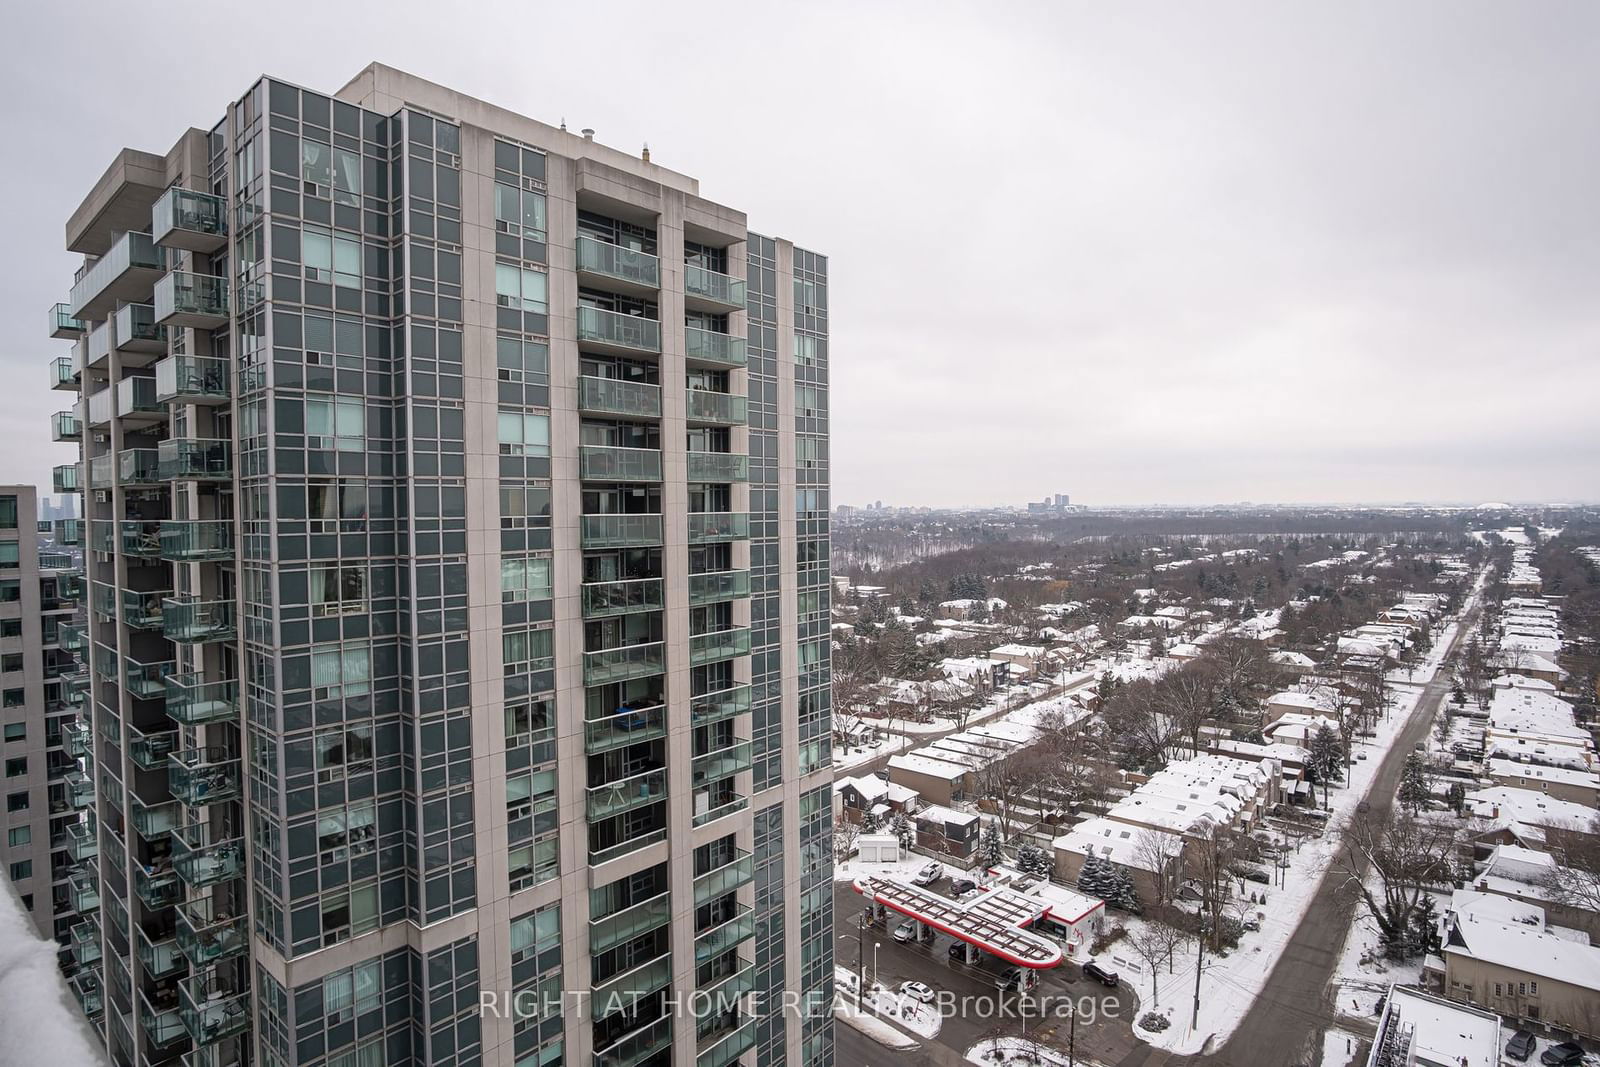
(851, 875), (1064, 969)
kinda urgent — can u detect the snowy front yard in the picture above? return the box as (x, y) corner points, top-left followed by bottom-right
(833, 966), (942, 1047)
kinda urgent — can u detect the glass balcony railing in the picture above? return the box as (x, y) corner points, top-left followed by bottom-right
(52, 463), (81, 494)
(693, 793), (748, 828)
(593, 1015), (672, 1067)
(128, 725), (178, 772)
(575, 235), (660, 289)
(592, 953), (673, 1022)
(176, 897), (247, 966)
(171, 823), (245, 889)
(694, 850), (754, 908)
(120, 520), (164, 558)
(582, 578), (664, 619)
(589, 890), (671, 957)
(158, 437), (232, 481)
(121, 587), (171, 630)
(91, 581), (116, 617)
(697, 961), (755, 1004)
(135, 866), (182, 909)
(118, 448), (162, 485)
(591, 828), (668, 867)
(86, 322), (110, 367)
(168, 747), (238, 807)
(71, 971), (104, 1019)
(692, 740), (752, 786)
(140, 991), (186, 1048)
(698, 1019), (755, 1067)
(164, 675), (239, 726)
(68, 868), (101, 913)
(153, 271), (228, 328)
(586, 767), (667, 821)
(50, 302), (85, 340)
(577, 375), (662, 419)
(152, 187), (228, 251)
(585, 703), (668, 755)
(65, 769), (94, 810)
(50, 355), (77, 391)
(125, 657), (177, 700)
(51, 410), (81, 441)
(114, 302), (167, 353)
(690, 628), (752, 665)
(695, 905), (755, 965)
(130, 797), (180, 841)
(579, 445), (662, 482)
(137, 930), (184, 980)
(62, 717), (90, 757)
(686, 390), (748, 426)
(688, 512), (749, 543)
(159, 519), (233, 561)
(58, 621), (85, 653)
(580, 514), (663, 549)
(89, 454), (111, 487)
(69, 920), (102, 967)
(154, 354), (229, 404)
(62, 669), (90, 706)
(163, 595), (236, 643)
(684, 264), (746, 310)
(69, 231), (165, 321)
(583, 641), (666, 686)
(577, 305), (661, 353)
(116, 375), (163, 421)
(179, 974), (250, 1045)
(686, 452), (749, 483)
(689, 570), (751, 606)
(685, 327), (747, 368)
(65, 820), (98, 863)
(86, 387), (112, 426)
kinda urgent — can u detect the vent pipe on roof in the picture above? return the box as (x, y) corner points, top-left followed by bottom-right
(581, 128), (595, 141)
(641, 142), (650, 163)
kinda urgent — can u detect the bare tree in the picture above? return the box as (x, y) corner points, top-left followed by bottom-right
(975, 749), (1051, 839)
(1542, 818), (1600, 912)
(1335, 809), (1458, 960)
(1134, 829), (1186, 917)
(1154, 668), (1217, 758)
(1128, 922), (1175, 1006)
(1187, 823), (1245, 952)
(832, 819), (862, 865)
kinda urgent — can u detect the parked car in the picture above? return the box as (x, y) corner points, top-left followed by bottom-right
(994, 968), (1023, 991)
(1505, 1031), (1536, 1062)
(873, 771), (890, 781)
(893, 921), (917, 944)
(1541, 1042), (1586, 1066)
(900, 981), (935, 1004)
(949, 878), (977, 896)
(912, 863), (942, 887)
(1081, 961), (1119, 987)
(948, 941), (969, 962)
(1242, 918), (1262, 932)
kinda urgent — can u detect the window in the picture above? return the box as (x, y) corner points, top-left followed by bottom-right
(0, 581), (17, 603)
(495, 263), (548, 313)
(332, 148), (361, 207)
(0, 543), (17, 570)
(320, 883), (378, 948)
(1530, 981), (1538, 994)
(501, 558), (551, 603)
(3, 723), (23, 743)
(795, 384), (824, 417)
(497, 336), (550, 385)
(6, 826), (28, 847)
(499, 485), (551, 529)
(306, 398), (365, 451)
(503, 629), (553, 674)
(308, 479), (369, 526)
(1495, 983), (1502, 996)
(8, 861), (30, 881)
(315, 725), (374, 777)
(5, 791), (25, 812)
(1519, 982), (1527, 995)
(318, 800), (377, 862)
(504, 700), (551, 745)
(508, 838), (558, 891)
(5, 689), (27, 708)
(311, 643), (371, 697)
(498, 411), (550, 456)
(1, 654), (20, 674)
(303, 227), (361, 288)
(796, 437), (821, 469)
(793, 334), (821, 366)
(495, 183), (548, 242)
(0, 497), (15, 530)
(312, 565), (367, 616)
(510, 906), (560, 963)
(4, 757), (25, 778)
(0, 620), (19, 639)
(302, 139), (332, 193)
(507, 768), (555, 820)
(327, 1039), (386, 1067)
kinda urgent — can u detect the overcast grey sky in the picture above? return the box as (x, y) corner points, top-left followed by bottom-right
(5, 0), (1596, 509)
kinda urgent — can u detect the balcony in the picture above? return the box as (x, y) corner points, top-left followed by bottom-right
(689, 570), (751, 606)
(575, 235), (660, 292)
(592, 953), (673, 1022)
(158, 437), (232, 481)
(68, 868), (100, 913)
(118, 448), (162, 485)
(163, 596), (236, 644)
(577, 305), (661, 355)
(583, 641), (665, 686)
(694, 850), (754, 908)
(159, 520), (233, 561)
(116, 375), (164, 426)
(698, 1019), (755, 1067)
(114, 302), (167, 357)
(589, 890), (671, 957)
(593, 1015), (672, 1067)
(179, 974), (250, 1045)
(85, 388), (113, 428)
(580, 514), (663, 549)
(690, 628), (752, 666)
(70, 971), (104, 1019)
(684, 264), (746, 313)
(152, 187), (227, 253)
(697, 962), (756, 1004)
(52, 463), (81, 494)
(140, 990), (186, 1048)
(58, 620), (86, 653)
(695, 905), (755, 965)
(585, 703), (668, 755)
(172, 824), (245, 889)
(62, 717), (91, 757)
(582, 578), (664, 619)
(121, 588), (172, 630)
(586, 767), (667, 821)
(51, 410), (81, 442)
(62, 669), (90, 706)
(154, 354), (229, 405)
(693, 791), (748, 828)
(153, 271), (228, 329)
(164, 675), (238, 726)
(69, 920), (102, 967)
(50, 356), (78, 391)
(591, 828), (667, 867)
(692, 740), (752, 786)
(579, 444), (662, 483)
(176, 897), (246, 966)
(686, 390), (748, 427)
(126, 657), (177, 699)
(137, 929), (185, 980)
(688, 512), (749, 544)
(130, 797), (180, 841)
(119, 520), (164, 558)
(128, 725), (178, 772)
(50, 302), (85, 340)
(68, 231), (165, 321)
(685, 327), (747, 369)
(86, 321), (110, 368)
(577, 375), (662, 419)
(65, 769), (95, 810)
(168, 747), (238, 807)
(135, 866), (182, 909)
(65, 820), (98, 863)
(691, 685), (752, 727)
(686, 452), (749, 483)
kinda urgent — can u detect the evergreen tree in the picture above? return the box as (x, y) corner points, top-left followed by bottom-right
(1015, 844), (1053, 879)
(860, 810), (881, 834)
(1398, 752), (1434, 815)
(889, 813), (914, 850)
(1445, 782), (1467, 814)
(978, 822), (1005, 869)
(1308, 724), (1344, 808)
(1412, 894), (1442, 956)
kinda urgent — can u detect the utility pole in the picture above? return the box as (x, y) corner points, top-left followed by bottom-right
(857, 911), (866, 994)
(1191, 932), (1206, 1033)
(1067, 1000), (1076, 1067)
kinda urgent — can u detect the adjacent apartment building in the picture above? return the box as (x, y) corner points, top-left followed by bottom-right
(46, 63), (833, 1067)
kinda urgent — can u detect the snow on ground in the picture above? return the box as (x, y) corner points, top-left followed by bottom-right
(1320, 1027), (1364, 1067)
(833, 966), (935, 1048)
(1329, 870), (1429, 1023)
(834, 853), (952, 884)
(1127, 576), (1487, 1056)
(834, 993), (921, 1050)
(966, 1035), (1110, 1067)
